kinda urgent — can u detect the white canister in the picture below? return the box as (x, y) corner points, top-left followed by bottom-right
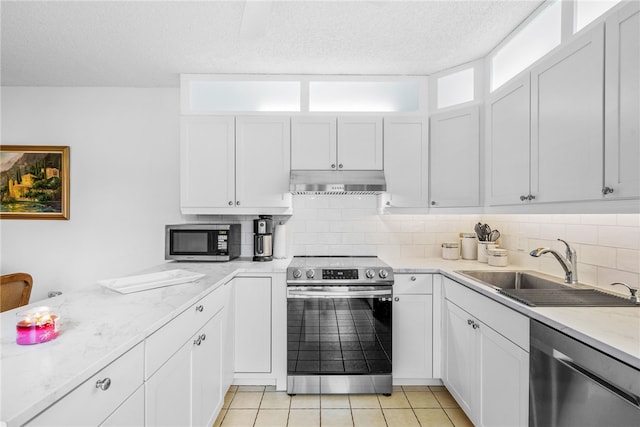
(477, 242), (498, 263)
(442, 242), (460, 260)
(487, 248), (509, 267)
(460, 233), (478, 260)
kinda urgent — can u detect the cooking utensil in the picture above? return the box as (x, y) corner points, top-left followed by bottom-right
(475, 222), (487, 241)
(489, 229), (501, 242)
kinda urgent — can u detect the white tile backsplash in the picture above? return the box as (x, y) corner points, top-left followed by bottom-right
(201, 198), (640, 295)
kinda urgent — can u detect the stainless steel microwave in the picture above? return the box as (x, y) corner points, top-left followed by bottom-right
(165, 224), (241, 262)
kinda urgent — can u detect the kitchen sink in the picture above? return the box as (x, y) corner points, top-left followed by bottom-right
(456, 270), (570, 291)
(455, 270), (638, 307)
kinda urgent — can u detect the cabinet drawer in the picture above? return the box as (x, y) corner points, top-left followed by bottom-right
(26, 343), (144, 427)
(444, 277), (529, 351)
(146, 284), (228, 378)
(394, 274), (433, 295)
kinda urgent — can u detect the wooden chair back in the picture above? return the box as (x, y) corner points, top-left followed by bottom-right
(1, 273), (33, 312)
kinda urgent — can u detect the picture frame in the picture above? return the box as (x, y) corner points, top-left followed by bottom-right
(0, 145), (70, 220)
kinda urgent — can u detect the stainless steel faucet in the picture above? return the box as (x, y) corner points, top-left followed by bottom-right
(530, 239), (578, 284)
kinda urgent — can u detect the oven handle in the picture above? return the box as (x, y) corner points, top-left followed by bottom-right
(287, 289), (392, 299)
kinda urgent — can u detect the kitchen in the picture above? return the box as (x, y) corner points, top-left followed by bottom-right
(1, 1), (639, 427)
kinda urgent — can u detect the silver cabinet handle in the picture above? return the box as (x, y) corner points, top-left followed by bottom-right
(236, 201), (240, 206)
(394, 297), (400, 302)
(472, 323), (480, 329)
(467, 319), (474, 325)
(386, 201), (391, 206)
(331, 164), (336, 169)
(431, 201), (436, 206)
(95, 378), (111, 391)
(194, 337), (202, 346)
(338, 163), (343, 169)
(195, 305), (204, 312)
(228, 201), (233, 206)
(602, 187), (615, 195)
(528, 194), (536, 201)
(520, 195), (527, 201)
(200, 333), (206, 341)
(410, 276), (416, 281)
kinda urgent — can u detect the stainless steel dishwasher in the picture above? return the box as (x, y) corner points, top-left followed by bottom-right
(530, 320), (640, 426)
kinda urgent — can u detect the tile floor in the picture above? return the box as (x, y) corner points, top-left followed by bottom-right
(214, 385), (473, 427)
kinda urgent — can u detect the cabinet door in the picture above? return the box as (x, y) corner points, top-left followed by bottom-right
(605, 2), (640, 199)
(383, 117), (429, 208)
(235, 116), (292, 208)
(477, 323), (529, 427)
(531, 24), (604, 203)
(337, 117), (383, 170)
(234, 277), (272, 373)
(392, 294), (433, 380)
(180, 116), (235, 209)
(488, 76), (531, 205)
(192, 312), (224, 427)
(430, 106), (480, 207)
(291, 116), (337, 170)
(145, 342), (192, 427)
(443, 300), (475, 418)
(100, 386), (144, 427)
(222, 281), (235, 393)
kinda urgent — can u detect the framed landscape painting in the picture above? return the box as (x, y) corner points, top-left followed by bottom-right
(0, 145), (70, 220)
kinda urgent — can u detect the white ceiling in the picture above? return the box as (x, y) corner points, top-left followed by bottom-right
(1, 0), (544, 87)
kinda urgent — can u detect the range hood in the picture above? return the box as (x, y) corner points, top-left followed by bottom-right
(289, 170), (386, 195)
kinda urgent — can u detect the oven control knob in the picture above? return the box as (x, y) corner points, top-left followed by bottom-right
(306, 269), (315, 279)
(365, 269), (375, 279)
(292, 269), (302, 279)
(379, 269), (389, 279)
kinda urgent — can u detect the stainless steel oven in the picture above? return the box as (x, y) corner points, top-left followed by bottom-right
(286, 256), (393, 395)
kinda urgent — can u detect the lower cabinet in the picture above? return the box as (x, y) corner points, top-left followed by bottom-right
(25, 343), (144, 427)
(145, 281), (231, 427)
(442, 277), (529, 427)
(392, 274), (433, 383)
(234, 276), (272, 373)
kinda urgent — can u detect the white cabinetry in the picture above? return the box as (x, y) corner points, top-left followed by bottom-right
(604, 2), (640, 199)
(25, 343), (144, 427)
(382, 117), (429, 208)
(442, 277), (529, 427)
(180, 116), (235, 210)
(145, 282), (231, 427)
(488, 76), (532, 205)
(531, 24), (605, 203)
(180, 116), (291, 214)
(392, 274), (433, 383)
(429, 105), (480, 207)
(234, 276), (272, 373)
(235, 116), (291, 209)
(291, 116), (383, 170)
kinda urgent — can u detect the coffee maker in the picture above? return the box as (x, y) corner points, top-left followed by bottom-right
(253, 215), (273, 261)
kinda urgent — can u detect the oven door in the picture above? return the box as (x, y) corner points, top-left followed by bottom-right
(287, 285), (392, 394)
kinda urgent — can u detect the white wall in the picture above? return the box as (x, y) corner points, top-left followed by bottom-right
(1, 87), (182, 301)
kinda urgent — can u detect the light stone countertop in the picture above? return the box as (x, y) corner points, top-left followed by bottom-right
(0, 258), (290, 427)
(2, 256), (638, 426)
(383, 256), (640, 370)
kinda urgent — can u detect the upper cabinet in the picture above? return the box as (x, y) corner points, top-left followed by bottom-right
(429, 105), (480, 208)
(383, 116), (429, 208)
(180, 116), (291, 214)
(487, 76), (531, 206)
(604, 2), (640, 200)
(291, 116), (383, 171)
(531, 23), (605, 203)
